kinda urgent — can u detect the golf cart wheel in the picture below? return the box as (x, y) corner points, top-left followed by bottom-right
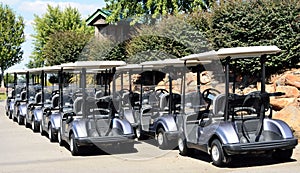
(272, 149), (293, 161)
(157, 128), (168, 149)
(48, 124), (57, 142)
(58, 129), (64, 146)
(40, 123), (46, 136)
(70, 133), (80, 156)
(135, 127), (147, 140)
(211, 139), (230, 167)
(9, 111), (12, 119)
(178, 136), (192, 156)
(24, 117), (29, 128)
(32, 118), (39, 132)
(17, 115), (24, 125)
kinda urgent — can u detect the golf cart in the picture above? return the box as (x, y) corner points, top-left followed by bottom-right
(5, 69), (27, 120)
(116, 59), (203, 149)
(58, 61), (135, 156)
(25, 66), (60, 133)
(177, 46), (298, 166)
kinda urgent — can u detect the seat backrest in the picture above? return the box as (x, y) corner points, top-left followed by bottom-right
(35, 92), (42, 103)
(20, 90), (27, 100)
(95, 90), (103, 99)
(212, 94), (226, 117)
(73, 97), (83, 114)
(51, 94), (60, 108)
(159, 93), (169, 111)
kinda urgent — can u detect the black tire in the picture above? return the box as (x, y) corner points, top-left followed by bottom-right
(210, 139), (230, 167)
(17, 115), (24, 125)
(272, 149), (293, 161)
(70, 133), (80, 156)
(48, 124), (57, 142)
(9, 111), (12, 119)
(135, 126), (147, 140)
(58, 129), (64, 146)
(157, 128), (168, 149)
(40, 122), (46, 136)
(178, 136), (193, 156)
(32, 118), (39, 132)
(24, 117), (30, 128)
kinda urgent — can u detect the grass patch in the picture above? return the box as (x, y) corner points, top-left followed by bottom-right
(0, 93), (7, 100)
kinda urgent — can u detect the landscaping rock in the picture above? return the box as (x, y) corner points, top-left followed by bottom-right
(270, 97), (297, 111)
(273, 105), (300, 138)
(275, 86), (300, 98)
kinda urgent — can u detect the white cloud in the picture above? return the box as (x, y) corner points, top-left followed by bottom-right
(19, 1), (102, 18)
(0, 0), (21, 6)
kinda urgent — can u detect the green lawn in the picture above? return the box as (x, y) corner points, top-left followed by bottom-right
(0, 93), (6, 100)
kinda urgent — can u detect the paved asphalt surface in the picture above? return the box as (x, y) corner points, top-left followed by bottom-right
(0, 100), (299, 173)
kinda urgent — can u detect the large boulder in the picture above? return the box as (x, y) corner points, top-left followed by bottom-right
(285, 74), (300, 88)
(270, 97), (297, 111)
(273, 105), (300, 138)
(275, 86), (300, 98)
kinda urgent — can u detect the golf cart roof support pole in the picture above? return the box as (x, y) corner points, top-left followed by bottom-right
(129, 70), (132, 91)
(139, 65), (144, 112)
(82, 67), (87, 117)
(224, 56), (231, 121)
(182, 60), (187, 113)
(6, 73), (8, 96)
(232, 60), (236, 94)
(110, 68), (115, 95)
(112, 70), (117, 98)
(26, 71), (29, 101)
(59, 67), (63, 112)
(168, 70), (173, 115)
(260, 55), (266, 93)
(13, 72), (17, 98)
(120, 72), (124, 91)
(104, 69), (108, 96)
(41, 70), (44, 106)
(196, 64), (202, 106)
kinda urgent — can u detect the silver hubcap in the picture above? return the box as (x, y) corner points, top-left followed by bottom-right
(40, 124), (43, 134)
(157, 132), (164, 146)
(32, 120), (35, 130)
(178, 138), (184, 152)
(58, 130), (61, 143)
(49, 127), (52, 140)
(135, 128), (140, 138)
(211, 145), (220, 162)
(70, 137), (74, 152)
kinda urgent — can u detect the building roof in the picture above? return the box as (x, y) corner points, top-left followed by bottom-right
(86, 9), (112, 26)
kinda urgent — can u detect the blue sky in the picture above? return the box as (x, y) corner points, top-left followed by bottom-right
(0, 0), (106, 71)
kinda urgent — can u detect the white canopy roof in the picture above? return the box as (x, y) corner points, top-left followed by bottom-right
(180, 46), (281, 61)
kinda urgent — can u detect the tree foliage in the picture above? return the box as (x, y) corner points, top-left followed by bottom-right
(126, 15), (211, 63)
(104, 0), (215, 23)
(29, 5), (92, 68)
(0, 3), (25, 86)
(207, 0), (300, 76)
(43, 31), (92, 66)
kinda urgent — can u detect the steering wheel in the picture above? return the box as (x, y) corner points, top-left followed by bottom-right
(202, 88), (221, 104)
(155, 88), (169, 95)
(51, 90), (59, 97)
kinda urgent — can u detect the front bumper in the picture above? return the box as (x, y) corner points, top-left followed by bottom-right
(75, 134), (135, 147)
(223, 138), (298, 155)
(164, 131), (180, 141)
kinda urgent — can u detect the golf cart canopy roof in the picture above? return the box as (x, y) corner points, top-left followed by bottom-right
(5, 69), (28, 75)
(180, 46), (281, 61)
(116, 64), (154, 72)
(61, 61), (126, 70)
(140, 58), (211, 68)
(28, 65), (62, 73)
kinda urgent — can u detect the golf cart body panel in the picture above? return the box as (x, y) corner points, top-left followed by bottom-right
(177, 46), (297, 166)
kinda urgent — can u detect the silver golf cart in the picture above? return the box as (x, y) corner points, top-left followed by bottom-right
(58, 61), (135, 156)
(177, 46), (298, 166)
